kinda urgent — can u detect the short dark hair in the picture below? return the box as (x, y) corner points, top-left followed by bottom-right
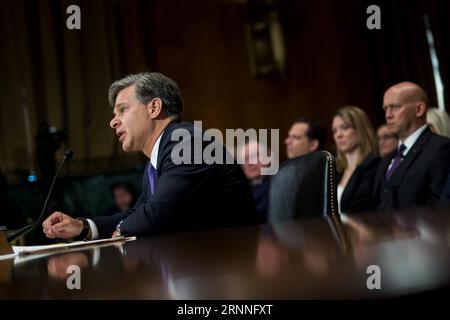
(294, 117), (327, 150)
(108, 72), (184, 119)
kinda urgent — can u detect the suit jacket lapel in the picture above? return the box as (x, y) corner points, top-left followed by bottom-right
(143, 160), (150, 200)
(389, 128), (432, 185)
(374, 152), (393, 194)
(341, 167), (359, 208)
(155, 120), (180, 185)
(342, 154), (376, 206)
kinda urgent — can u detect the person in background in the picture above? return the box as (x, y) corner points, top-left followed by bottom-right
(373, 82), (450, 211)
(35, 122), (67, 190)
(238, 140), (272, 223)
(427, 108), (450, 138)
(332, 106), (379, 214)
(377, 124), (398, 157)
(285, 117), (326, 159)
(427, 109), (450, 208)
(104, 182), (137, 216)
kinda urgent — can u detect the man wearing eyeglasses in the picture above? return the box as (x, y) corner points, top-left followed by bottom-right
(377, 124), (398, 158)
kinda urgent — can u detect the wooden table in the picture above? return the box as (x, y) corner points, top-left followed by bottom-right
(1, 209), (450, 299)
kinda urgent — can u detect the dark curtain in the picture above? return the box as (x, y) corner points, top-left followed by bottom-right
(426, 0), (450, 111)
(0, 0), (155, 176)
(361, 0), (438, 124)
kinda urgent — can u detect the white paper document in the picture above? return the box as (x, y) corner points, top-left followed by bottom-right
(0, 236), (136, 261)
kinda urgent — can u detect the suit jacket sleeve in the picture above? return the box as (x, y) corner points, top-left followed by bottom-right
(92, 191), (146, 238)
(118, 163), (216, 236)
(116, 133), (224, 237)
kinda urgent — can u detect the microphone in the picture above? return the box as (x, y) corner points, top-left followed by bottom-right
(7, 149), (74, 243)
(63, 149), (74, 161)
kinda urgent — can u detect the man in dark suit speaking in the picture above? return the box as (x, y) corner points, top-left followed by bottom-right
(373, 81), (450, 212)
(42, 72), (257, 240)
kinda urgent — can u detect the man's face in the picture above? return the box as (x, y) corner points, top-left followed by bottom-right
(285, 123), (317, 159)
(377, 125), (398, 157)
(240, 142), (264, 181)
(383, 89), (418, 139)
(110, 85), (153, 152)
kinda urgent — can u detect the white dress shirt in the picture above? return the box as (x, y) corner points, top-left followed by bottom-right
(387, 124), (428, 172)
(337, 184), (345, 214)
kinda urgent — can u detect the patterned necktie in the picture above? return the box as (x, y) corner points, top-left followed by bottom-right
(385, 144), (406, 181)
(148, 163), (156, 194)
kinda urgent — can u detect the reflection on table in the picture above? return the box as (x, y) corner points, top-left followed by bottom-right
(1, 209), (450, 299)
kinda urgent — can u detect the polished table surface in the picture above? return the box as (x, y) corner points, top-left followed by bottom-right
(1, 209), (450, 299)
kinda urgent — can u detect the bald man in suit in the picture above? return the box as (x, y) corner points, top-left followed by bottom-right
(373, 82), (450, 211)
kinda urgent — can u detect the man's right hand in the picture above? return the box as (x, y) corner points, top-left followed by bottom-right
(42, 212), (83, 239)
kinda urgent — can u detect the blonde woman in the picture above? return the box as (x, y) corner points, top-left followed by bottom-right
(427, 108), (450, 138)
(332, 106), (380, 214)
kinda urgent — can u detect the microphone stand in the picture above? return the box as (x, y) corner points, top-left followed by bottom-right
(5, 149), (74, 245)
